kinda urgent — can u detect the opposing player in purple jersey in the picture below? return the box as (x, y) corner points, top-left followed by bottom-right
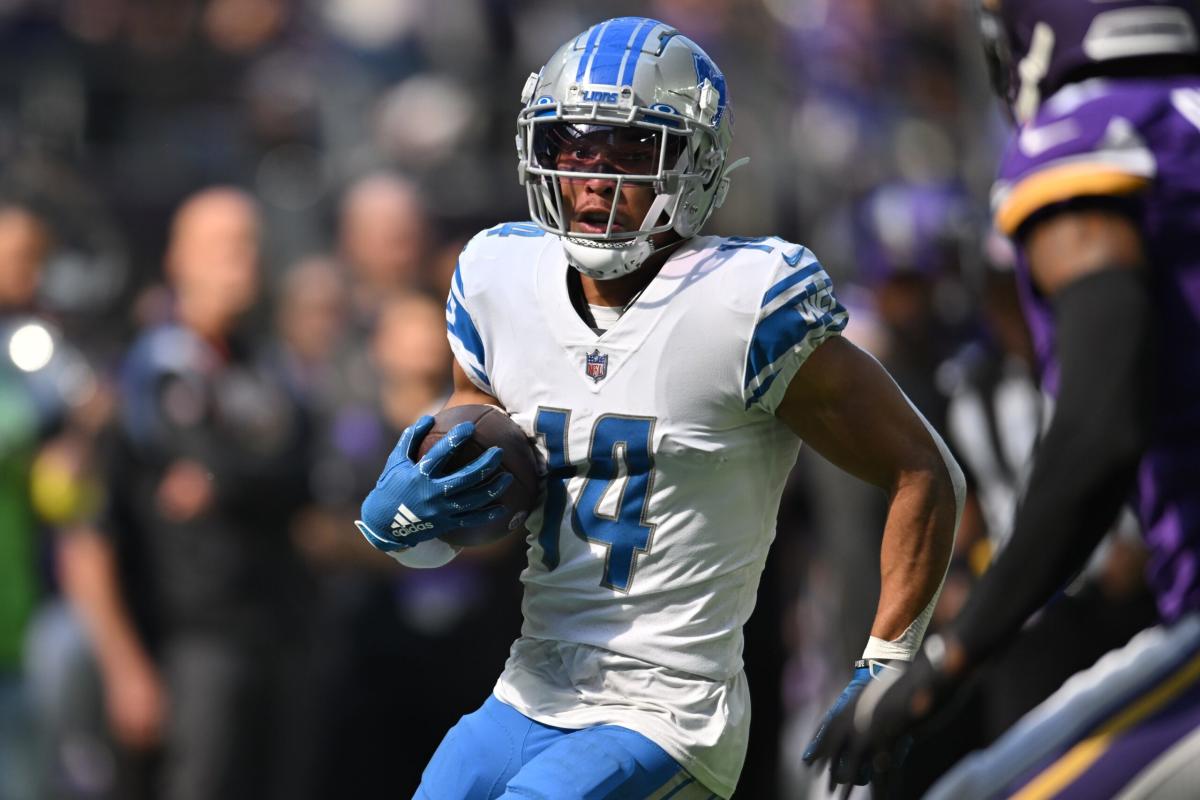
(810, 1), (1200, 797)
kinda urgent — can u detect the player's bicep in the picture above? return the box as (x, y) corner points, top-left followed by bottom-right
(446, 361), (501, 410)
(1023, 208), (1148, 297)
(776, 336), (944, 491)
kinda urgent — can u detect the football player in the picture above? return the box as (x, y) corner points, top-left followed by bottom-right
(808, 1), (1200, 797)
(356, 17), (963, 799)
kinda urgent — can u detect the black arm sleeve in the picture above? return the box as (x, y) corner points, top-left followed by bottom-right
(950, 266), (1155, 663)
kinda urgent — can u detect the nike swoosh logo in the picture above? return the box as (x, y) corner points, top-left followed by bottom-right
(783, 248), (807, 267)
(1018, 119), (1080, 157)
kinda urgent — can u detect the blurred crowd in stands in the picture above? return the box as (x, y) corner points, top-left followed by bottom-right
(0, 1), (1158, 799)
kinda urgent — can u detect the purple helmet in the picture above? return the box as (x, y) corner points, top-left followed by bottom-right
(853, 182), (975, 287)
(980, 0), (1200, 122)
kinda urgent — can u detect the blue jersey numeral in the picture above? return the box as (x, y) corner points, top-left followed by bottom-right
(717, 236), (775, 253)
(572, 415), (656, 592)
(533, 409), (656, 592)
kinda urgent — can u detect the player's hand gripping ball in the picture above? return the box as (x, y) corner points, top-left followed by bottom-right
(415, 404), (541, 547)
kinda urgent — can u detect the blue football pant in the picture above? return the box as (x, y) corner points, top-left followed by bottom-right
(414, 695), (719, 800)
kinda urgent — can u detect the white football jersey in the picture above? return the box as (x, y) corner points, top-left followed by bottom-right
(445, 222), (847, 796)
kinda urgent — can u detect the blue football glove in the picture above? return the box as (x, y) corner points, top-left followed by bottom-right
(807, 644), (959, 798)
(356, 415), (513, 552)
(801, 659), (904, 787)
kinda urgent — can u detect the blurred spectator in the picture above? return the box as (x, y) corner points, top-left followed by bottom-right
(0, 201), (105, 800)
(372, 291), (451, 428)
(275, 256), (353, 395)
(201, 0), (288, 56)
(338, 172), (433, 323)
(278, 254), (381, 568)
(849, 181), (977, 428)
(0, 202), (53, 800)
(0, 205), (49, 311)
(61, 187), (313, 800)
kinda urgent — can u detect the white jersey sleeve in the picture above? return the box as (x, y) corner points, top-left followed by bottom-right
(445, 236), (492, 394)
(446, 222), (560, 395)
(739, 242), (848, 414)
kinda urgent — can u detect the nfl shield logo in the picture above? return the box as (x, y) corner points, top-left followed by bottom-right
(585, 349), (608, 383)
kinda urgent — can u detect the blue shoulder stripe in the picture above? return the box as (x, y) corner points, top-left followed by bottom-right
(453, 259), (465, 297)
(446, 297), (491, 389)
(761, 262), (822, 308)
(744, 371), (780, 410)
(744, 286), (847, 394)
(445, 264), (490, 389)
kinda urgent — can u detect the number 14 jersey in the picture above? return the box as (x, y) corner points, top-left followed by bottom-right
(447, 224), (846, 680)
(445, 224), (846, 795)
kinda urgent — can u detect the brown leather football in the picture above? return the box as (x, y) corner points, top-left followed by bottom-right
(415, 404), (541, 547)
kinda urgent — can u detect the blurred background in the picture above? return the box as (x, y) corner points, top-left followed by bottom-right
(0, 1), (1157, 799)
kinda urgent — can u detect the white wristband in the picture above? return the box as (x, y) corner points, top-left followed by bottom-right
(862, 630), (922, 662)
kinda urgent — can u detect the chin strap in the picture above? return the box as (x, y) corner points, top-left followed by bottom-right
(561, 236), (654, 279)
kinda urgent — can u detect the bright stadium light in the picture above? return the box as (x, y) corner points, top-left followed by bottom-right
(9, 322), (55, 372)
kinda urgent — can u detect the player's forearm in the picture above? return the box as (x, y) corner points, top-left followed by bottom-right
(58, 528), (154, 675)
(950, 268), (1154, 665)
(778, 338), (964, 658)
(871, 457), (961, 652)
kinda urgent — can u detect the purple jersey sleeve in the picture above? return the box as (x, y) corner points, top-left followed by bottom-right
(992, 78), (1163, 237)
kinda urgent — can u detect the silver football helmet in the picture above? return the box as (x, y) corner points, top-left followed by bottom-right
(516, 17), (745, 279)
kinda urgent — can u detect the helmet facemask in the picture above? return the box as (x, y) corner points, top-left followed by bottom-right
(516, 84), (730, 279)
(516, 19), (741, 279)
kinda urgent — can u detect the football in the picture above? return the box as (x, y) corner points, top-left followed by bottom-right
(415, 404), (541, 547)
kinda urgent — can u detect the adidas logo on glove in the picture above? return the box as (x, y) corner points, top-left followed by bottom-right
(391, 504), (435, 538)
